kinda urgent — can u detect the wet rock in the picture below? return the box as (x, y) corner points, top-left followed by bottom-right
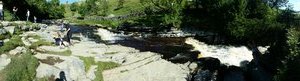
(9, 46), (26, 55)
(193, 70), (217, 81)
(223, 66), (245, 81)
(196, 57), (221, 71)
(0, 54), (11, 71)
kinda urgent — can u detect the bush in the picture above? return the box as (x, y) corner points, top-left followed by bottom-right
(1, 51), (39, 81)
(0, 35), (24, 54)
(275, 27), (300, 81)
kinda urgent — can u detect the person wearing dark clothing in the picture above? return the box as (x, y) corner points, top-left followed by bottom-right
(65, 23), (72, 45)
(12, 6), (18, 21)
(55, 71), (67, 81)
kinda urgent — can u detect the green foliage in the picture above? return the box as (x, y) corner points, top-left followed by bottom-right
(275, 27), (300, 81)
(48, 0), (65, 19)
(77, 0), (109, 16)
(3, 9), (13, 21)
(94, 61), (119, 81)
(286, 27), (300, 58)
(117, 0), (125, 9)
(3, 0), (65, 19)
(2, 51), (39, 81)
(139, 0), (187, 28)
(40, 50), (72, 56)
(0, 35), (24, 54)
(70, 2), (79, 12)
(29, 40), (53, 49)
(0, 27), (11, 40)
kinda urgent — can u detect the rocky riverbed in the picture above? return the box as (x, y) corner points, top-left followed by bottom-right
(0, 21), (270, 81)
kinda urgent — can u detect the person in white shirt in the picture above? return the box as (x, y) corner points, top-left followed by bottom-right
(34, 16), (37, 23)
(26, 9), (30, 21)
(0, 2), (3, 20)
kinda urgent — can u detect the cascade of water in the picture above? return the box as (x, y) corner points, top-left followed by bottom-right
(185, 38), (254, 66)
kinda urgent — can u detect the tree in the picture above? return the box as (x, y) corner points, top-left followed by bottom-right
(117, 0), (125, 9)
(3, 0), (65, 19)
(70, 2), (78, 12)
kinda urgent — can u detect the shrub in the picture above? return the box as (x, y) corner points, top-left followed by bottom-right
(1, 51), (39, 81)
(0, 35), (24, 54)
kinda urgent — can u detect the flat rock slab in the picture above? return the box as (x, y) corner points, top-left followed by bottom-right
(9, 46), (26, 55)
(103, 59), (189, 81)
(37, 46), (69, 53)
(0, 54), (11, 71)
(70, 41), (107, 57)
(35, 54), (93, 81)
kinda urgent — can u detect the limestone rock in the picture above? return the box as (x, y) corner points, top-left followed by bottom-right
(9, 46), (26, 55)
(35, 54), (93, 81)
(0, 54), (11, 71)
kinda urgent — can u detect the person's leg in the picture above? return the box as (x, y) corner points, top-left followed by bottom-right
(0, 10), (2, 20)
(67, 32), (72, 45)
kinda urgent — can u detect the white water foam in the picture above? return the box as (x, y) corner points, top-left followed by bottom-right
(185, 38), (253, 66)
(96, 28), (126, 43)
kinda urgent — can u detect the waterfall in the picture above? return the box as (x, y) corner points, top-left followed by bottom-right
(185, 38), (253, 66)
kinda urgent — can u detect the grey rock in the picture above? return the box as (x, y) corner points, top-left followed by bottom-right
(3, 26), (15, 34)
(0, 54), (11, 71)
(9, 46), (26, 55)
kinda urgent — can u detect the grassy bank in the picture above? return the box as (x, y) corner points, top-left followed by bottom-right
(0, 51), (39, 81)
(0, 35), (24, 54)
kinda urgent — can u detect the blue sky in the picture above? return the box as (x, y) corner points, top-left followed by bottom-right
(60, 0), (79, 4)
(289, 0), (300, 11)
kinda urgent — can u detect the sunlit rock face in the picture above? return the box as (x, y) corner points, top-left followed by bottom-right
(185, 38), (254, 67)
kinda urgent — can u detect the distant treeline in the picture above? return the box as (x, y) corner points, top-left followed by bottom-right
(2, 0), (64, 20)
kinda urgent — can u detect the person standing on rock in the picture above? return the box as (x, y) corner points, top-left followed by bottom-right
(26, 9), (30, 21)
(34, 16), (37, 23)
(65, 22), (72, 46)
(0, 1), (3, 20)
(12, 6), (18, 21)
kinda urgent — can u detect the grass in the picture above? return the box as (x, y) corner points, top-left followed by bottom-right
(104, 52), (119, 54)
(29, 40), (53, 49)
(0, 35), (24, 54)
(39, 49), (72, 56)
(3, 9), (13, 21)
(79, 56), (120, 81)
(0, 51), (39, 81)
